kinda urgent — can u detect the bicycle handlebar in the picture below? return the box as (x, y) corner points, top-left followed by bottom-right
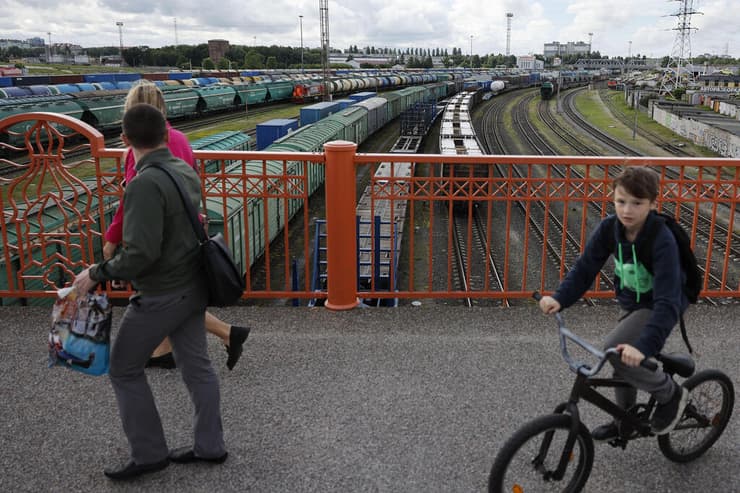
(532, 291), (659, 376)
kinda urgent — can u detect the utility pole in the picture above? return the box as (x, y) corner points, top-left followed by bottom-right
(588, 32), (593, 54)
(116, 22), (125, 67)
(299, 15), (304, 74)
(319, 0), (331, 101)
(174, 18), (179, 46)
(47, 32), (52, 63)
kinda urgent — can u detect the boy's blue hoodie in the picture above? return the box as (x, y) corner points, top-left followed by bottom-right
(553, 211), (688, 358)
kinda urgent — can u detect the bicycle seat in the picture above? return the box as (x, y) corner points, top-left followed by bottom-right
(655, 352), (695, 378)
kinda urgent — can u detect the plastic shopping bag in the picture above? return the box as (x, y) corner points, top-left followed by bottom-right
(48, 287), (112, 376)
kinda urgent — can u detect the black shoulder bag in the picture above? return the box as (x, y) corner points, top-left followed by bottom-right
(152, 164), (245, 307)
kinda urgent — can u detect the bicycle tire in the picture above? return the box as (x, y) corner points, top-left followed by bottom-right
(658, 369), (735, 463)
(489, 414), (594, 493)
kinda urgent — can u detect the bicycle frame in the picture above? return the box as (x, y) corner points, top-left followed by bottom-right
(532, 294), (661, 480)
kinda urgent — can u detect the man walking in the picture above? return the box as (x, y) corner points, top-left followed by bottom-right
(74, 103), (227, 480)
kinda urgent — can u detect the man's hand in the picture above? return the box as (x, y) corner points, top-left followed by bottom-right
(103, 241), (118, 260)
(616, 344), (645, 368)
(538, 295), (561, 314)
(73, 266), (98, 295)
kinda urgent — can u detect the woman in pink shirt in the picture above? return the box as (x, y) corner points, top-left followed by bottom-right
(104, 80), (249, 371)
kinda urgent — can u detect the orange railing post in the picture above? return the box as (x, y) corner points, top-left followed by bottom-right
(323, 140), (360, 310)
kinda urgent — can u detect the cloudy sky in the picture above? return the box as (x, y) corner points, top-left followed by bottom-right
(3, 0), (737, 59)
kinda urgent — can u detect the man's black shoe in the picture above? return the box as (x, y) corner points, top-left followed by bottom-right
(103, 458), (169, 480)
(590, 422), (619, 441)
(226, 326), (250, 371)
(168, 446), (228, 464)
(652, 384), (689, 435)
(146, 352), (176, 369)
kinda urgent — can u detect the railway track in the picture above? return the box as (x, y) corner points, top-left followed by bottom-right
(597, 89), (693, 156)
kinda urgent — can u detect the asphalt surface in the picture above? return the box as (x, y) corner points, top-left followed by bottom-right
(1, 302), (738, 492)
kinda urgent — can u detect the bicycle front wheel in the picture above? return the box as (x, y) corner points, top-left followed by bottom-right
(658, 369), (735, 463)
(489, 414), (594, 493)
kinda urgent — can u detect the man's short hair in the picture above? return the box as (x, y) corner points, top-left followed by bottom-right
(613, 166), (660, 201)
(121, 103), (167, 149)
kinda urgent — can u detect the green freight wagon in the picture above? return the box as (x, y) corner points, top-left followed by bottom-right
(191, 131), (251, 173)
(231, 83), (268, 106)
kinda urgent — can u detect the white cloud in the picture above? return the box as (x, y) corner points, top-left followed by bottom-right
(1, 0), (737, 58)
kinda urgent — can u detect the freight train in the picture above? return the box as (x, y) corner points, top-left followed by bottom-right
(0, 82), (458, 302)
(205, 82), (456, 277)
(0, 70), (469, 148)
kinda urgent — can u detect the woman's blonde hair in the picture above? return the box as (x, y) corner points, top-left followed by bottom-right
(124, 79), (167, 117)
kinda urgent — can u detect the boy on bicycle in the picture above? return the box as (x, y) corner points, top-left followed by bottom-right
(538, 166), (689, 439)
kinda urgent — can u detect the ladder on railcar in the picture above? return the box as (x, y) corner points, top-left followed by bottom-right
(307, 216), (401, 308)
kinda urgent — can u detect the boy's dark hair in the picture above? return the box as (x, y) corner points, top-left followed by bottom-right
(613, 166), (660, 201)
(121, 103), (167, 149)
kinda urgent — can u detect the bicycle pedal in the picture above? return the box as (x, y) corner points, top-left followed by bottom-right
(607, 438), (628, 450)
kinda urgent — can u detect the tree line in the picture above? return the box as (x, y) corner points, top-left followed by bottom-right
(1, 43), (738, 71)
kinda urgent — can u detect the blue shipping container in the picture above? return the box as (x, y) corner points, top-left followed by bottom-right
(114, 73), (141, 82)
(300, 101), (340, 125)
(0, 77), (12, 88)
(84, 73), (116, 83)
(348, 91), (376, 102)
(256, 118), (299, 150)
(168, 72), (193, 80)
(12, 75), (51, 86)
(333, 99), (355, 110)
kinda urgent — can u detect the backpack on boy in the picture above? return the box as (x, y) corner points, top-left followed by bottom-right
(604, 211), (703, 353)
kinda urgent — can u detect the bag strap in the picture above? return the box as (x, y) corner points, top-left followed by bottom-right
(148, 163), (208, 244)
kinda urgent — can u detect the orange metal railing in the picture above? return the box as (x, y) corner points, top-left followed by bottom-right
(1, 113), (738, 307)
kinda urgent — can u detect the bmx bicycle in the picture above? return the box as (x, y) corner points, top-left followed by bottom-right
(488, 292), (734, 493)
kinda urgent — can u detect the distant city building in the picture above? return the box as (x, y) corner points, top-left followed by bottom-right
(208, 39), (230, 63)
(544, 41), (590, 58)
(0, 38), (40, 49)
(516, 55), (544, 70)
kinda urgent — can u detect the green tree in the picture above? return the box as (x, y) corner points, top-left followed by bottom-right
(244, 50), (264, 68)
(265, 56), (278, 69)
(202, 57), (215, 69)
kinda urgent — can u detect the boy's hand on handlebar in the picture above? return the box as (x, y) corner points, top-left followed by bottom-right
(616, 344), (645, 368)
(538, 295), (561, 314)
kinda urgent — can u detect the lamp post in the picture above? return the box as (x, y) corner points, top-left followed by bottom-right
(47, 32), (52, 63)
(469, 35), (473, 70)
(299, 15), (304, 73)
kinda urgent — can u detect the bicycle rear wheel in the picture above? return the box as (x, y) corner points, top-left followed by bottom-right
(658, 369), (735, 463)
(489, 414), (594, 493)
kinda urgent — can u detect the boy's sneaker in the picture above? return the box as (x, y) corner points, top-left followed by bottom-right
(590, 421), (619, 441)
(651, 384), (689, 435)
